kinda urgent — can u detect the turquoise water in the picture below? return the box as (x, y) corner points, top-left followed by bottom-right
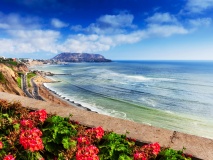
(31, 61), (213, 139)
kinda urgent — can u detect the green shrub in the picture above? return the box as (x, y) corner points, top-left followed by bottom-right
(7, 61), (18, 66)
(0, 72), (6, 84)
(17, 72), (23, 88)
(98, 132), (134, 160)
(0, 100), (193, 160)
(27, 72), (36, 87)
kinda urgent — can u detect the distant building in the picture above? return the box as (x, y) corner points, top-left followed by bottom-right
(18, 58), (33, 63)
(0, 56), (5, 60)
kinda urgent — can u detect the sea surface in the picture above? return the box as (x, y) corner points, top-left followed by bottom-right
(31, 61), (213, 139)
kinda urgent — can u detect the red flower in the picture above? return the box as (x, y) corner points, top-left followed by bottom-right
(29, 109), (47, 123)
(95, 127), (104, 139)
(3, 155), (15, 160)
(19, 127), (44, 152)
(85, 126), (104, 140)
(150, 142), (160, 155)
(134, 152), (147, 160)
(0, 141), (3, 149)
(134, 142), (161, 160)
(77, 136), (91, 145)
(20, 119), (34, 128)
(76, 145), (99, 160)
(37, 109), (47, 122)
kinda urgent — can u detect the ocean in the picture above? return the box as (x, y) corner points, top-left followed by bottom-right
(31, 61), (213, 139)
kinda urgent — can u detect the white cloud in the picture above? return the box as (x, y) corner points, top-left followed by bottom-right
(71, 12), (137, 34)
(0, 11), (190, 57)
(188, 18), (212, 26)
(58, 23), (189, 53)
(185, 0), (213, 13)
(0, 30), (60, 54)
(144, 13), (188, 37)
(51, 18), (69, 28)
(146, 12), (178, 24)
(97, 13), (135, 28)
(57, 31), (147, 53)
(70, 25), (83, 32)
(0, 23), (10, 29)
(0, 12), (40, 29)
(146, 24), (188, 37)
(0, 39), (15, 53)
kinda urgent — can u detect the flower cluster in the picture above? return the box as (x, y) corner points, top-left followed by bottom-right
(85, 126), (104, 140)
(18, 110), (46, 152)
(29, 109), (47, 122)
(134, 142), (161, 160)
(76, 145), (99, 160)
(77, 136), (90, 145)
(134, 152), (147, 160)
(0, 141), (3, 149)
(19, 127), (44, 152)
(3, 155), (15, 160)
(20, 119), (34, 129)
(76, 127), (104, 160)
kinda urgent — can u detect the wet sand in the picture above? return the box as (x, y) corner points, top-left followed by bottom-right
(33, 74), (91, 111)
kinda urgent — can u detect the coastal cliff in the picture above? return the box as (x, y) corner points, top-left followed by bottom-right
(51, 53), (111, 62)
(0, 63), (28, 96)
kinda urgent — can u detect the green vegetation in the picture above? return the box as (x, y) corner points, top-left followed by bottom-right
(27, 72), (36, 87)
(0, 100), (193, 160)
(0, 59), (18, 66)
(17, 72), (23, 88)
(6, 61), (18, 66)
(98, 132), (134, 159)
(0, 72), (6, 84)
(17, 77), (21, 88)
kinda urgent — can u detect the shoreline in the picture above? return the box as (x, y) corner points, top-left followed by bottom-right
(30, 64), (213, 140)
(33, 73), (93, 112)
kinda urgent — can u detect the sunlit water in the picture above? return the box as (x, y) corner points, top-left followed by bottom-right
(31, 61), (213, 139)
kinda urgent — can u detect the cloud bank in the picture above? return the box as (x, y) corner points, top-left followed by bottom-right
(0, 0), (212, 58)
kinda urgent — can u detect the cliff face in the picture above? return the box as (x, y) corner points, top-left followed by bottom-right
(14, 63), (29, 73)
(51, 53), (111, 62)
(0, 63), (28, 96)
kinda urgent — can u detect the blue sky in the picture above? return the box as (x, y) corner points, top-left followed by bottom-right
(0, 0), (213, 60)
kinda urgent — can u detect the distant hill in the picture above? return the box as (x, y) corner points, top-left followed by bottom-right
(51, 53), (111, 62)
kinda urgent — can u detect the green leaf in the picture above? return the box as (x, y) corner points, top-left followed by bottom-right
(119, 154), (132, 160)
(2, 114), (9, 118)
(62, 137), (70, 149)
(13, 123), (20, 130)
(44, 142), (57, 152)
(58, 153), (65, 160)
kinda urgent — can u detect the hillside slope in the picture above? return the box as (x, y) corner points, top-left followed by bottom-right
(51, 53), (111, 62)
(0, 63), (28, 96)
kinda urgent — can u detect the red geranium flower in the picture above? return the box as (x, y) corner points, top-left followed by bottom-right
(3, 155), (15, 160)
(0, 141), (3, 149)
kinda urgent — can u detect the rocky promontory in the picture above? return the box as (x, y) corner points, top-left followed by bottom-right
(51, 53), (111, 62)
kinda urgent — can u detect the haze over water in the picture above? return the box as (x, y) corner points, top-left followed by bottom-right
(32, 61), (213, 139)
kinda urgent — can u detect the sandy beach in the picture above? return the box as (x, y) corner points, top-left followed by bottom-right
(33, 73), (91, 111)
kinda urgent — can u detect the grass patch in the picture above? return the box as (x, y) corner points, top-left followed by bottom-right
(27, 72), (36, 87)
(17, 76), (22, 88)
(0, 72), (6, 84)
(7, 61), (18, 66)
(0, 61), (18, 66)
(17, 72), (24, 88)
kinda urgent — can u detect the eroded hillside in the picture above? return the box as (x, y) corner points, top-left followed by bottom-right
(0, 63), (28, 96)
